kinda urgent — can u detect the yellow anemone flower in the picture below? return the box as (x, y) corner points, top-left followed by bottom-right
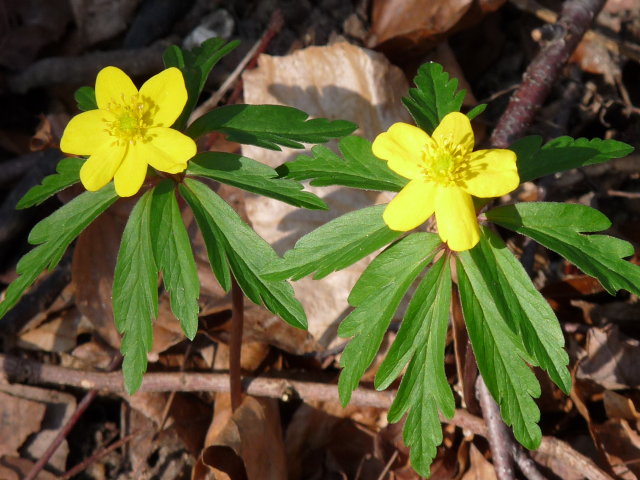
(60, 66), (197, 197)
(372, 112), (519, 251)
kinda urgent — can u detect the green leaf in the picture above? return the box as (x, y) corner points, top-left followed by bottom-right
(337, 233), (442, 405)
(179, 183), (231, 292)
(381, 256), (454, 477)
(466, 103), (487, 120)
(263, 205), (403, 281)
(474, 228), (571, 394)
(457, 252), (542, 450)
(17, 157), (85, 209)
(487, 202), (640, 296)
(180, 179), (307, 329)
(74, 86), (97, 111)
(276, 135), (408, 192)
(186, 104), (357, 149)
(113, 189), (158, 394)
(512, 135), (634, 183)
(187, 152), (327, 210)
(150, 181), (200, 340)
(163, 38), (239, 130)
(403, 63), (466, 134)
(0, 185), (118, 319)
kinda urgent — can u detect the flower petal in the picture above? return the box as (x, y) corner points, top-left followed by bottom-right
(435, 186), (479, 251)
(79, 141), (125, 192)
(144, 127), (196, 173)
(113, 146), (149, 197)
(372, 123), (429, 179)
(432, 112), (474, 156)
(383, 179), (436, 231)
(95, 66), (138, 110)
(60, 109), (115, 155)
(460, 149), (519, 198)
(139, 67), (188, 127)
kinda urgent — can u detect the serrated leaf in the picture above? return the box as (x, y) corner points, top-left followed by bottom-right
(180, 179), (307, 329)
(113, 190), (158, 394)
(457, 252), (542, 450)
(475, 228), (571, 393)
(402, 63), (466, 134)
(150, 181), (200, 340)
(74, 86), (97, 111)
(17, 157), (85, 209)
(512, 135), (634, 183)
(186, 104), (357, 149)
(381, 256), (454, 478)
(276, 135), (408, 192)
(487, 202), (640, 296)
(338, 233), (442, 405)
(263, 205), (403, 281)
(187, 152), (327, 210)
(163, 38), (239, 130)
(0, 185), (117, 319)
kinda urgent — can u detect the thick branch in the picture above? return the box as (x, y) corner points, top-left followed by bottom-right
(491, 0), (607, 147)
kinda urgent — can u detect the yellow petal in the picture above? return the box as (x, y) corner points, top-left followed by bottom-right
(139, 67), (188, 127)
(372, 123), (429, 179)
(435, 186), (479, 251)
(383, 179), (436, 231)
(144, 127), (196, 173)
(95, 66), (138, 110)
(460, 149), (519, 198)
(79, 141), (125, 191)
(60, 109), (115, 155)
(432, 112), (474, 156)
(113, 148), (148, 197)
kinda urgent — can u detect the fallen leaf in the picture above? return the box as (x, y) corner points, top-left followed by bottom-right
(196, 397), (287, 480)
(461, 444), (497, 480)
(0, 391), (46, 457)
(577, 325), (640, 390)
(593, 419), (640, 479)
(69, 0), (142, 47)
(0, 457), (57, 480)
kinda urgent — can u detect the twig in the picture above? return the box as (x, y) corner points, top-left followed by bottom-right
(491, 0), (607, 147)
(376, 450), (399, 480)
(60, 431), (142, 480)
(0, 354), (613, 480)
(188, 10), (284, 122)
(508, 0), (640, 64)
(513, 444), (549, 480)
(476, 375), (515, 480)
(229, 276), (245, 411)
(22, 355), (121, 480)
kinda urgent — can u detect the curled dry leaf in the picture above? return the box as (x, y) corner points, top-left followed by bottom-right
(241, 42), (410, 348)
(460, 444), (497, 480)
(577, 325), (640, 390)
(593, 419), (640, 480)
(194, 397), (287, 480)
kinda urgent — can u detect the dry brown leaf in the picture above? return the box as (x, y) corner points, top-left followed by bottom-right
(241, 42), (410, 349)
(577, 325), (640, 390)
(0, 391), (46, 457)
(461, 444), (497, 480)
(195, 397), (287, 480)
(0, 384), (76, 472)
(17, 308), (82, 352)
(604, 390), (640, 421)
(593, 419), (640, 479)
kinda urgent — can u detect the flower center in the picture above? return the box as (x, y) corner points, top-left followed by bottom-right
(106, 95), (154, 145)
(421, 136), (466, 186)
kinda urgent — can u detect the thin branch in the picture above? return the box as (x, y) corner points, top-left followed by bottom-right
(0, 354), (614, 480)
(229, 276), (245, 411)
(491, 0), (608, 147)
(476, 375), (515, 480)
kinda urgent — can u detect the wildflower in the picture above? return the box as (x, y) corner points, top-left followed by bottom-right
(372, 112), (519, 251)
(60, 66), (196, 197)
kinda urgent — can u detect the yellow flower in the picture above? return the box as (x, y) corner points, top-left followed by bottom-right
(372, 112), (519, 251)
(60, 66), (197, 197)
